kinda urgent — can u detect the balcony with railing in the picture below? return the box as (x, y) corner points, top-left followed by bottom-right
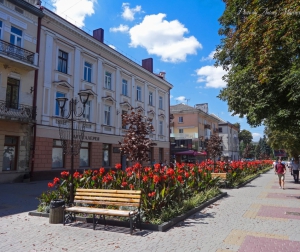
(170, 132), (198, 139)
(0, 100), (36, 122)
(0, 40), (38, 70)
(204, 124), (211, 129)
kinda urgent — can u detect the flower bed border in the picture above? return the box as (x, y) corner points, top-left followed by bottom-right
(29, 191), (227, 232)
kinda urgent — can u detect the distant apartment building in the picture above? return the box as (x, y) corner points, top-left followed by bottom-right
(211, 114), (240, 161)
(170, 103), (220, 161)
(0, 0), (43, 183)
(31, 7), (172, 179)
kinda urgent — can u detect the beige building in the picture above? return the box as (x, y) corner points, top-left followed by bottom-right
(170, 103), (220, 161)
(0, 0), (43, 183)
(31, 8), (172, 179)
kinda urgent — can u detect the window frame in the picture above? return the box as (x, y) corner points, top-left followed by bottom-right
(83, 100), (91, 122)
(102, 143), (111, 167)
(52, 140), (64, 168)
(104, 105), (111, 125)
(79, 142), (90, 167)
(84, 61), (92, 82)
(0, 20), (3, 39)
(2, 136), (18, 171)
(179, 129), (184, 133)
(159, 120), (163, 135)
(10, 26), (22, 47)
(58, 49), (68, 74)
(149, 92), (153, 106)
(6, 77), (20, 109)
(122, 79), (128, 96)
(136, 86), (142, 101)
(159, 96), (163, 109)
(105, 71), (112, 90)
(178, 116), (183, 123)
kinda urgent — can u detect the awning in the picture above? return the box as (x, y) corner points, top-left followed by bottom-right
(175, 150), (207, 156)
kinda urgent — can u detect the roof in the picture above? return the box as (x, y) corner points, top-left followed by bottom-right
(170, 103), (197, 112)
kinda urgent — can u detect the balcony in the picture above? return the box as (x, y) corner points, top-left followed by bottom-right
(0, 101), (36, 122)
(170, 133), (198, 139)
(204, 124), (211, 129)
(0, 40), (38, 70)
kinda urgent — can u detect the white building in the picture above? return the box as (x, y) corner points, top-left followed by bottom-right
(210, 114), (240, 161)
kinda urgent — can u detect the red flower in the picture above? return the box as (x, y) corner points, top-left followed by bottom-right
(153, 175), (160, 184)
(73, 171), (80, 178)
(129, 184), (134, 190)
(166, 168), (175, 176)
(142, 175), (148, 182)
(99, 167), (105, 175)
(53, 177), (60, 184)
(121, 181), (128, 187)
(92, 176), (97, 181)
(115, 163), (122, 169)
(177, 175), (183, 183)
(185, 172), (190, 178)
(60, 171), (69, 178)
(93, 170), (98, 175)
(148, 191), (156, 197)
(48, 182), (54, 188)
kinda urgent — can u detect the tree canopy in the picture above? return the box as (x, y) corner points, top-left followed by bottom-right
(238, 129), (253, 145)
(215, 0), (300, 131)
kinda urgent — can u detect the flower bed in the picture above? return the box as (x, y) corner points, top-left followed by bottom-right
(37, 160), (272, 224)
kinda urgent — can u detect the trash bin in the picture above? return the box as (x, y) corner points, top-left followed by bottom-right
(49, 199), (65, 224)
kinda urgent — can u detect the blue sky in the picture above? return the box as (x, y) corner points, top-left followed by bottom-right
(42, 0), (265, 142)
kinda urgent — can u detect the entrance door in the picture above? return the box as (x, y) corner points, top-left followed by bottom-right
(2, 136), (18, 171)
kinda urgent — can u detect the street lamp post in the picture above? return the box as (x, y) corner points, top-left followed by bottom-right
(56, 91), (90, 203)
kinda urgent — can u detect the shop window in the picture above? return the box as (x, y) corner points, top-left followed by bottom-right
(2, 136), (18, 171)
(102, 144), (111, 166)
(80, 142), (89, 167)
(52, 140), (64, 168)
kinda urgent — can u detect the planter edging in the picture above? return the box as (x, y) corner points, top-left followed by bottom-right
(28, 192), (227, 232)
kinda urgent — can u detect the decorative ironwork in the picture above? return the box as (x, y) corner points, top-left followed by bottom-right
(204, 124), (211, 129)
(0, 100), (36, 121)
(57, 118), (86, 156)
(0, 39), (35, 65)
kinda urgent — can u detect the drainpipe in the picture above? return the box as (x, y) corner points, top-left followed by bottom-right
(30, 16), (42, 178)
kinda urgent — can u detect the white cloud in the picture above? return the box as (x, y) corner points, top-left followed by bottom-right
(50, 0), (96, 28)
(110, 24), (129, 33)
(175, 96), (186, 103)
(201, 50), (216, 61)
(195, 65), (227, 88)
(170, 95), (173, 99)
(108, 45), (116, 50)
(122, 3), (142, 21)
(252, 133), (262, 142)
(129, 13), (202, 63)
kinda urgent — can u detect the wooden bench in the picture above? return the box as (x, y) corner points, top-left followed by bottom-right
(211, 173), (227, 187)
(63, 189), (142, 234)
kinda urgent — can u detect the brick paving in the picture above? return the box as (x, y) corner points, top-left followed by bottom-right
(0, 170), (300, 252)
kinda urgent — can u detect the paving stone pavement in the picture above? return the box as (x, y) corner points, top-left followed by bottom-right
(0, 170), (299, 252)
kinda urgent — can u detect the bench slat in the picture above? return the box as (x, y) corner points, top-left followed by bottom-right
(211, 173), (227, 179)
(76, 188), (141, 194)
(75, 192), (141, 199)
(74, 200), (140, 207)
(65, 206), (138, 217)
(74, 196), (140, 203)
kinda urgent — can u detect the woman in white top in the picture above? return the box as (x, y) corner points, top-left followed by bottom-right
(291, 160), (299, 183)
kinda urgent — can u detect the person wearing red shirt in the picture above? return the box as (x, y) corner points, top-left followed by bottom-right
(275, 159), (286, 189)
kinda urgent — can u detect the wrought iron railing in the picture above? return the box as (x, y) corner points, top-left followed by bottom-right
(204, 124), (211, 129)
(0, 39), (35, 65)
(0, 100), (36, 121)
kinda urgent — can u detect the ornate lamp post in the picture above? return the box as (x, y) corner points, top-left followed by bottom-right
(56, 91), (90, 203)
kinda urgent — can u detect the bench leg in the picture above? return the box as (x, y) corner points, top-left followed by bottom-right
(93, 214), (95, 230)
(130, 216), (133, 235)
(103, 215), (106, 226)
(138, 213), (142, 231)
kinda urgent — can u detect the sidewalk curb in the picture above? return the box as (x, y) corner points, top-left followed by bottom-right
(28, 192), (227, 232)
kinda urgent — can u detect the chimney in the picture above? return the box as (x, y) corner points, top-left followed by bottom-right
(159, 72), (166, 79)
(93, 28), (104, 43)
(142, 58), (153, 73)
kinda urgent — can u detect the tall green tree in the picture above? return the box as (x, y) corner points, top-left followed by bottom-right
(215, 1), (300, 131)
(238, 129), (253, 145)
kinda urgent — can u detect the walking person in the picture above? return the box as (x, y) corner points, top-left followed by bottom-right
(275, 159), (286, 189)
(291, 159), (299, 183)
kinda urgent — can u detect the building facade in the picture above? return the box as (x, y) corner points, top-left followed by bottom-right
(31, 8), (172, 179)
(0, 0), (43, 183)
(211, 114), (240, 161)
(170, 103), (220, 162)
